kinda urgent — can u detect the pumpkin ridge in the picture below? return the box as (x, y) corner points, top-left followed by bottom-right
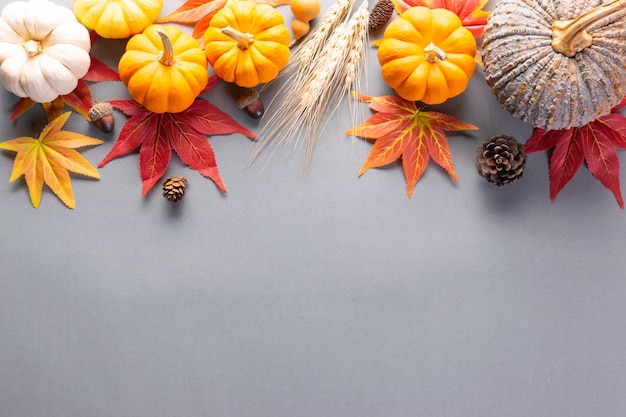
(203, 0), (289, 88)
(499, 53), (558, 123)
(486, 45), (552, 93)
(436, 60), (470, 97)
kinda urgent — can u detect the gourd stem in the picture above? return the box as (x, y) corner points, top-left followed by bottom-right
(24, 39), (42, 57)
(424, 42), (447, 63)
(156, 29), (176, 66)
(221, 26), (255, 50)
(552, 0), (626, 57)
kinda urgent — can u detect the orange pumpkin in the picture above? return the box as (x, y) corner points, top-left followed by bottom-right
(203, 0), (290, 88)
(73, 0), (163, 39)
(118, 25), (208, 113)
(378, 6), (477, 104)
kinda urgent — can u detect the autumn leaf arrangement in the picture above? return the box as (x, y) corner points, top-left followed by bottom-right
(0, 0), (258, 208)
(347, 0), (626, 208)
(1, 0), (626, 209)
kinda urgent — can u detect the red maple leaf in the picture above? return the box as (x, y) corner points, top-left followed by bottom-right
(98, 76), (256, 195)
(525, 105), (626, 208)
(347, 93), (477, 197)
(392, 0), (490, 37)
(9, 32), (119, 122)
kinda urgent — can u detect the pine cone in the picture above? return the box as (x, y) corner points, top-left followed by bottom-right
(476, 135), (527, 186)
(369, 0), (394, 31)
(162, 176), (189, 202)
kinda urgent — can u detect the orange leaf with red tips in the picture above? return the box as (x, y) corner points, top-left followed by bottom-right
(98, 76), (256, 196)
(525, 110), (626, 208)
(156, 0), (226, 24)
(155, 0), (287, 43)
(347, 93), (477, 198)
(156, 0), (228, 43)
(392, 0), (490, 37)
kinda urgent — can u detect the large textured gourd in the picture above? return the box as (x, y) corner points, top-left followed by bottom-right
(0, 0), (91, 103)
(482, 0), (626, 131)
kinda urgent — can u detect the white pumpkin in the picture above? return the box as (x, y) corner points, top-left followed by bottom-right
(0, 0), (91, 103)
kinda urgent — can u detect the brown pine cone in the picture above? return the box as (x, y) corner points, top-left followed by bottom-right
(162, 176), (189, 202)
(476, 135), (527, 186)
(369, 0), (394, 31)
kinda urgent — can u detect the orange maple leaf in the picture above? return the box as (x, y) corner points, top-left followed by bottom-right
(392, 0), (490, 37)
(156, 0), (288, 43)
(347, 93), (477, 198)
(156, 0), (228, 43)
(0, 112), (102, 209)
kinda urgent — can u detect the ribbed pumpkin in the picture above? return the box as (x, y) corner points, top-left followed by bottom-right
(0, 0), (91, 103)
(482, 0), (626, 130)
(74, 0), (163, 39)
(118, 25), (208, 114)
(377, 6), (477, 105)
(203, 0), (290, 88)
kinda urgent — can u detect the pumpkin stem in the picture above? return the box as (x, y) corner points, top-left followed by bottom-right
(221, 26), (255, 50)
(24, 39), (42, 57)
(423, 42), (447, 63)
(156, 28), (176, 66)
(551, 0), (626, 57)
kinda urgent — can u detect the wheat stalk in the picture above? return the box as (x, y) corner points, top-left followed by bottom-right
(292, 0), (357, 69)
(341, 1), (369, 130)
(247, 0), (370, 171)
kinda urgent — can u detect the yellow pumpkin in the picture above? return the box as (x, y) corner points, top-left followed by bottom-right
(118, 25), (208, 114)
(378, 6), (477, 105)
(73, 0), (163, 39)
(203, 0), (290, 88)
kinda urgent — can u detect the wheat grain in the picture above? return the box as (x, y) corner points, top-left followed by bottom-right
(341, 1), (369, 130)
(290, 0), (357, 71)
(246, 0), (370, 171)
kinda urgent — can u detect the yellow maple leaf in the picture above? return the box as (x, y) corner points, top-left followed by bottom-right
(0, 112), (103, 209)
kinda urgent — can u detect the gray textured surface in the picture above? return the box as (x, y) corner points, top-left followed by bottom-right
(2, 0), (626, 416)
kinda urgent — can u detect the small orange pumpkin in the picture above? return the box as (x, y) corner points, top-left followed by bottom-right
(203, 0), (290, 88)
(118, 25), (208, 114)
(73, 0), (163, 39)
(377, 6), (477, 105)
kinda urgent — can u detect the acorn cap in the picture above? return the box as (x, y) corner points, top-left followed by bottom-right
(236, 90), (260, 109)
(88, 101), (113, 122)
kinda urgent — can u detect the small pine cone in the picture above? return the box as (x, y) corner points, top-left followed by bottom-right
(476, 135), (527, 186)
(163, 176), (189, 202)
(369, 0), (394, 31)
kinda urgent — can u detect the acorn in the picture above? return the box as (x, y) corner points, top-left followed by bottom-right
(88, 101), (114, 133)
(236, 90), (264, 119)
